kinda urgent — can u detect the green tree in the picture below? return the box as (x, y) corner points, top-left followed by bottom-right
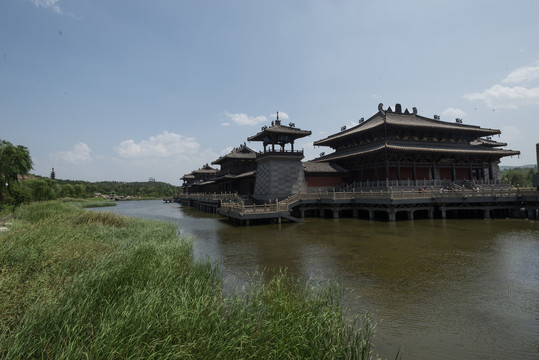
(0, 140), (33, 201)
(27, 179), (57, 201)
(60, 184), (75, 198)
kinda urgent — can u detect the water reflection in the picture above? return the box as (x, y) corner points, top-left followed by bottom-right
(91, 200), (539, 360)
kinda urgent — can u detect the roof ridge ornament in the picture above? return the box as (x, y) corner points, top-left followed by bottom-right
(378, 103), (385, 116)
(412, 107), (417, 116)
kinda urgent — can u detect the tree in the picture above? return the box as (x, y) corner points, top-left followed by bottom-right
(28, 179), (57, 201)
(0, 140), (33, 200)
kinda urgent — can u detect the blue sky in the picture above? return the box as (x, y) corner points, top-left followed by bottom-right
(2, 0), (539, 185)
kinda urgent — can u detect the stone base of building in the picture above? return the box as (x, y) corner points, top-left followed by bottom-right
(253, 154), (307, 202)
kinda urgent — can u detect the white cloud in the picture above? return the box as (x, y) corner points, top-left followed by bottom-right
(502, 64), (539, 84)
(464, 84), (539, 109)
(29, 0), (65, 15)
(225, 112), (267, 126)
(465, 63), (539, 109)
(51, 142), (92, 165)
(220, 122), (231, 126)
(441, 107), (467, 120)
(115, 131), (200, 159)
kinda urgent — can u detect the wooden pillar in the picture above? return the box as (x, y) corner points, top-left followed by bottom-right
(412, 161), (417, 181)
(333, 208), (339, 218)
(431, 162), (436, 180)
(484, 208), (490, 219)
(385, 160), (390, 180)
(408, 209), (414, 220)
(397, 160), (401, 181)
(388, 209), (396, 222)
(469, 162), (473, 180)
(440, 207), (446, 219)
(452, 162), (456, 182)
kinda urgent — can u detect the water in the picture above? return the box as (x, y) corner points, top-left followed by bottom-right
(92, 200), (539, 359)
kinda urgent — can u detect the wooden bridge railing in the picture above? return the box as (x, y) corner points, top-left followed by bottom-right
(218, 187), (538, 217)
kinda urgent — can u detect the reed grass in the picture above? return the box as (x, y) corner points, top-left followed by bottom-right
(0, 201), (379, 359)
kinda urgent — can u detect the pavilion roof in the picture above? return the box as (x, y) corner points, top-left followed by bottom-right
(314, 104), (501, 148)
(211, 144), (257, 165)
(314, 140), (520, 162)
(471, 138), (508, 147)
(303, 161), (348, 174)
(192, 164), (218, 175)
(248, 119), (311, 143)
(211, 170), (256, 182)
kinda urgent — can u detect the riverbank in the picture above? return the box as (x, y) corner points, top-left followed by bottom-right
(0, 200), (378, 359)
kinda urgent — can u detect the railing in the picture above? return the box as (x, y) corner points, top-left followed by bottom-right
(258, 149), (304, 157)
(176, 192), (243, 202)
(219, 187), (538, 217)
(335, 178), (511, 192)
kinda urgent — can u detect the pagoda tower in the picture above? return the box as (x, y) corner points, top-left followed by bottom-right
(247, 112), (311, 201)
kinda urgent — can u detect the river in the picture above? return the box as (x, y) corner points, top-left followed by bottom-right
(91, 200), (539, 359)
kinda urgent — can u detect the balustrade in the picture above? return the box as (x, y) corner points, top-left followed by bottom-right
(217, 187), (536, 216)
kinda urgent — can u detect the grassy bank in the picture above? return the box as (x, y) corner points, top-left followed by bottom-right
(0, 201), (378, 359)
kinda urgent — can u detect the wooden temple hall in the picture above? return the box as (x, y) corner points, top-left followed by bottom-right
(182, 104), (520, 197)
(178, 104), (539, 223)
(313, 103), (520, 185)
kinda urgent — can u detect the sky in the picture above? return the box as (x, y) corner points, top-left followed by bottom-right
(2, 0), (539, 185)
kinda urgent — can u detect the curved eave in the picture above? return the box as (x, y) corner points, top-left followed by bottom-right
(315, 142), (520, 162)
(211, 154), (257, 165)
(248, 126), (312, 142)
(314, 114), (501, 148)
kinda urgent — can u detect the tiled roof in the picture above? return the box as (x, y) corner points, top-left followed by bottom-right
(211, 145), (257, 165)
(303, 161), (348, 174)
(248, 121), (311, 142)
(471, 138), (508, 147)
(192, 164), (218, 174)
(315, 140), (520, 162)
(314, 104), (501, 147)
(211, 171), (256, 182)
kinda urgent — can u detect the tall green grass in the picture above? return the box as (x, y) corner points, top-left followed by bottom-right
(0, 201), (379, 359)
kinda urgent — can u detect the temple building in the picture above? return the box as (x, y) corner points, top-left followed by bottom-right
(210, 144), (257, 194)
(247, 113), (312, 201)
(181, 104), (520, 196)
(313, 103), (520, 184)
(180, 164), (218, 192)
